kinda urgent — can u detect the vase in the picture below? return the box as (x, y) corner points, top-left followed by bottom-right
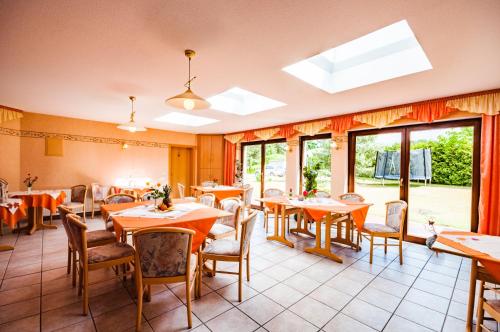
(158, 197), (173, 211)
(27, 187), (32, 194)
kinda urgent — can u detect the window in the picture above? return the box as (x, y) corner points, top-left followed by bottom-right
(300, 134), (332, 193)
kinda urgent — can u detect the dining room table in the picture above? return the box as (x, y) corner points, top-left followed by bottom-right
(9, 190), (66, 234)
(190, 185), (243, 205)
(432, 231), (500, 332)
(0, 198), (27, 251)
(101, 198), (232, 252)
(258, 196), (371, 263)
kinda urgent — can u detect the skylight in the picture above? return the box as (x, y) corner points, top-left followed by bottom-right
(282, 20), (432, 94)
(207, 87), (286, 115)
(154, 112), (219, 127)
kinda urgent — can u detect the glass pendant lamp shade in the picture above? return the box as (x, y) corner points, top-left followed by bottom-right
(165, 49), (210, 111)
(117, 96), (147, 132)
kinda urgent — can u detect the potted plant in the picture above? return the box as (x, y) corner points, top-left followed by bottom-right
(148, 183), (173, 211)
(23, 173), (38, 194)
(303, 163), (320, 199)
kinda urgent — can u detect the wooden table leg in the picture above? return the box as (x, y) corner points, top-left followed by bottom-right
(331, 214), (358, 250)
(466, 259), (477, 332)
(304, 213), (343, 263)
(28, 207), (57, 235)
(266, 204), (294, 248)
(0, 245), (14, 251)
(289, 211), (315, 237)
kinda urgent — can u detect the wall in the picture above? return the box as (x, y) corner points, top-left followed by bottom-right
(0, 118), (21, 190)
(0, 112), (196, 190)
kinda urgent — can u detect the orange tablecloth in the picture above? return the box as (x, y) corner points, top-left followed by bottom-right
(12, 192), (66, 214)
(101, 201), (231, 252)
(437, 231), (500, 281)
(0, 203), (27, 229)
(192, 186), (243, 201)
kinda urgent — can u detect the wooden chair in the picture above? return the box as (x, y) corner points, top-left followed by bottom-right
(201, 210), (258, 302)
(360, 200), (407, 265)
(133, 227), (200, 331)
(198, 193), (215, 208)
(476, 281), (500, 332)
(65, 185), (88, 221)
(58, 206), (116, 286)
(338, 192), (365, 202)
(66, 214), (134, 315)
(140, 191), (155, 202)
(315, 191), (331, 198)
(263, 188), (298, 233)
(178, 183), (196, 201)
(208, 197), (241, 241)
(241, 185), (253, 217)
(201, 180), (216, 187)
(0, 178), (8, 236)
(90, 183), (110, 218)
(104, 193), (136, 204)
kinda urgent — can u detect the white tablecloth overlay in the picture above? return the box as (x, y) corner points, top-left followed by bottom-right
(440, 233), (500, 260)
(9, 190), (63, 200)
(0, 198), (23, 215)
(110, 202), (206, 220)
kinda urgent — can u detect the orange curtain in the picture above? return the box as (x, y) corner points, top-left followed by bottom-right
(478, 114), (500, 235)
(243, 131), (256, 141)
(278, 125), (296, 139)
(223, 141), (236, 185)
(407, 100), (451, 123)
(331, 114), (357, 134)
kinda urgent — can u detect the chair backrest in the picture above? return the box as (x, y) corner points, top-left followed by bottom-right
(338, 192), (365, 202)
(264, 188), (284, 198)
(71, 185), (87, 203)
(133, 227), (194, 279)
(58, 206), (75, 246)
(66, 214), (88, 263)
(217, 197), (241, 228)
(315, 191), (330, 198)
(140, 191), (155, 201)
(242, 186), (254, 207)
(91, 183), (109, 202)
(201, 181), (216, 187)
(240, 210), (258, 256)
(104, 193), (136, 205)
(232, 182), (243, 188)
(0, 178), (7, 199)
(198, 193), (215, 207)
(177, 183), (186, 199)
(385, 200), (408, 233)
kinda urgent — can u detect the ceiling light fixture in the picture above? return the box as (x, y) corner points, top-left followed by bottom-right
(165, 49), (210, 111)
(117, 96), (146, 132)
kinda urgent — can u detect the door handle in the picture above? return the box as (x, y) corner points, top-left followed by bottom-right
(400, 178), (404, 186)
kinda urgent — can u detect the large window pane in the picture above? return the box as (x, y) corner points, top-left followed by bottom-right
(263, 142), (287, 193)
(302, 138), (332, 193)
(242, 144), (262, 205)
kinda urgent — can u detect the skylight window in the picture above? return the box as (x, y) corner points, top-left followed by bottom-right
(282, 20), (432, 94)
(207, 87), (286, 115)
(154, 112), (219, 127)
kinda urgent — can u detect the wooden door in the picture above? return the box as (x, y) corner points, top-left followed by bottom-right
(170, 146), (193, 198)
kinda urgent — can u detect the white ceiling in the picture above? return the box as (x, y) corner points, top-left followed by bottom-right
(1, 0), (499, 134)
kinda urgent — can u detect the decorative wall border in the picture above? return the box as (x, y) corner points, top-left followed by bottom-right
(0, 127), (169, 148)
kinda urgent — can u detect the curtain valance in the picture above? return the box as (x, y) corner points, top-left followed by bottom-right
(293, 120), (330, 136)
(353, 106), (412, 128)
(224, 133), (244, 144)
(254, 128), (279, 140)
(446, 92), (500, 116)
(0, 107), (23, 124)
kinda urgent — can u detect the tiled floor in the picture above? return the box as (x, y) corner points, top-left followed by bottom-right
(0, 213), (498, 332)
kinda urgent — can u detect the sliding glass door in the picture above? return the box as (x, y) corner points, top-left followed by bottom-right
(348, 119), (480, 243)
(300, 134), (332, 193)
(242, 139), (287, 207)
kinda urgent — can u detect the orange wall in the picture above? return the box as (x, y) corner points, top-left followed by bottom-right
(1, 112), (197, 190)
(0, 118), (21, 190)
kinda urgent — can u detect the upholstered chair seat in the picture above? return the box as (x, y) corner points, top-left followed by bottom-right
(208, 224), (237, 239)
(87, 230), (117, 245)
(65, 185), (88, 221)
(208, 197), (241, 240)
(363, 223), (398, 233)
(87, 242), (135, 264)
(203, 239), (241, 256)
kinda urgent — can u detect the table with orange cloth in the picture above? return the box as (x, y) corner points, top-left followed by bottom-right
(191, 185), (243, 204)
(9, 190), (66, 234)
(433, 231), (500, 332)
(0, 198), (27, 251)
(101, 199), (232, 252)
(259, 196), (371, 263)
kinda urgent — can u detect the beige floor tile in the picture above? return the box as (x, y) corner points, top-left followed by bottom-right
(237, 294), (284, 325)
(370, 277), (409, 298)
(309, 285), (352, 311)
(325, 275), (366, 296)
(141, 289), (183, 320)
(447, 300), (467, 320)
(201, 274), (238, 291)
(451, 288), (469, 304)
(264, 310), (317, 332)
(89, 287), (133, 317)
(289, 296), (337, 328)
(244, 272), (279, 292)
(378, 268), (416, 286)
(0, 272), (40, 291)
(149, 305), (202, 332)
(283, 273), (321, 294)
(41, 301), (91, 331)
(384, 315), (433, 332)
(395, 300), (445, 331)
(170, 282), (212, 304)
(263, 283), (304, 308)
(412, 278), (454, 299)
(42, 287), (80, 312)
(216, 281), (258, 303)
(419, 270), (456, 288)
(55, 319), (96, 332)
(4, 262), (41, 279)
(323, 313), (376, 332)
(262, 264), (296, 282)
(205, 307), (259, 332)
(191, 292), (233, 322)
(442, 316), (466, 332)
(93, 303), (143, 332)
(0, 283), (40, 306)
(350, 260), (385, 275)
(404, 288), (450, 314)
(0, 314), (40, 332)
(0, 297), (40, 325)
(356, 286), (401, 312)
(341, 298), (391, 331)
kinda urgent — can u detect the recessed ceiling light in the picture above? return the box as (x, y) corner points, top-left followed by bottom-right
(154, 112), (219, 127)
(207, 87), (286, 115)
(282, 20), (432, 94)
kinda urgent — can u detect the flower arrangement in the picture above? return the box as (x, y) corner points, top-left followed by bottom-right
(147, 182), (173, 211)
(303, 162), (320, 195)
(303, 189), (317, 199)
(23, 173), (38, 190)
